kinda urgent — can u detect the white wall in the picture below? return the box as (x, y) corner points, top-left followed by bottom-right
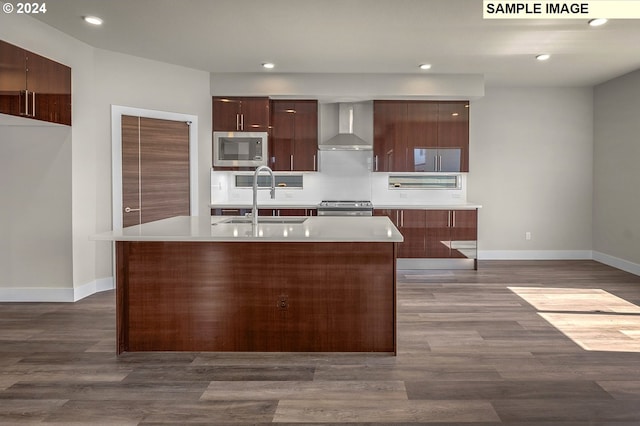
(1, 13), (211, 300)
(0, 126), (72, 290)
(1, 12), (95, 301)
(593, 69), (640, 272)
(469, 87), (594, 259)
(92, 49), (211, 279)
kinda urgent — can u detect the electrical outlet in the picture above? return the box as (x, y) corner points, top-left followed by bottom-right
(525, 231), (532, 240)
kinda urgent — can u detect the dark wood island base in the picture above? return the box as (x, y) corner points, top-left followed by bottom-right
(116, 241), (397, 354)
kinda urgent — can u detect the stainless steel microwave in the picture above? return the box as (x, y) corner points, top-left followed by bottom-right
(213, 131), (268, 167)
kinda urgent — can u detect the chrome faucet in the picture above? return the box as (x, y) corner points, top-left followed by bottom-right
(252, 165), (275, 227)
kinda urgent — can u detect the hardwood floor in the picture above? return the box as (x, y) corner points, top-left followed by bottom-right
(1, 260), (640, 425)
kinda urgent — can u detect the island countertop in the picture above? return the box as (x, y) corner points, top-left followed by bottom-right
(93, 215), (404, 243)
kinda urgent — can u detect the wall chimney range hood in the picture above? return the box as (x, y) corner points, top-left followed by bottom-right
(319, 103), (372, 151)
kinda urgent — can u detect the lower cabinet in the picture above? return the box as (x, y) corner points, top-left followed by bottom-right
(375, 208), (477, 261)
(211, 208), (316, 216)
(260, 208), (317, 216)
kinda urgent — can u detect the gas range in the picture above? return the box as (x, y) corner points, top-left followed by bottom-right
(317, 200), (374, 216)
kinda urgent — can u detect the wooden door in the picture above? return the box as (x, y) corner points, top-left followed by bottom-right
(449, 209), (478, 259)
(0, 40), (26, 117)
(269, 100), (294, 171)
(291, 100), (317, 171)
(407, 102), (439, 172)
(437, 101), (469, 172)
(25, 51), (70, 125)
(373, 101), (406, 172)
(212, 97), (241, 131)
(239, 97), (270, 131)
(425, 210), (451, 258)
(121, 115), (190, 227)
(397, 209), (426, 258)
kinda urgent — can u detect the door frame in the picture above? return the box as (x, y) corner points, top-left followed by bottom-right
(111, 105), (199, 229)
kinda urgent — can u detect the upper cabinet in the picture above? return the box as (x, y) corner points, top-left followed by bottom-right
(0, 40), (72, 126)
(212, 96), (269, 132)
(373, 100), (469, 172)
(269, 99), (318, 171)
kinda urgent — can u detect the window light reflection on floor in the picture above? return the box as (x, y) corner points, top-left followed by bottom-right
(509, 287), (640, 353)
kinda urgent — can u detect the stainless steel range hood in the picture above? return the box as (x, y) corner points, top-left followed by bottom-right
(319, 103), (372, 151)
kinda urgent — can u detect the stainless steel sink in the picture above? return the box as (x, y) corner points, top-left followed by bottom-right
(217, 217), (308, 225)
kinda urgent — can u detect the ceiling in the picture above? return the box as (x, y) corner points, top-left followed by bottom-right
(30, 0), (640, 87)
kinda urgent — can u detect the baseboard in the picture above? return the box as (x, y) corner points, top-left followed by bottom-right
(73, 277), (115, 301)
(397, 258), (476, 270)
(478, 250), (593, 260)
(593, 251), (640, 277)
(0, 277), (114, 302)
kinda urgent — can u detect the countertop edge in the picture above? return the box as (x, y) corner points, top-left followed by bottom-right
(210, 203), (483, 210)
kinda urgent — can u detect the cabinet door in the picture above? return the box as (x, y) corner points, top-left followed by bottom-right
(449, 209), (477, 259)
(291, 100), (318, 171)
(407, 102), (439, 172)
(239, 97), (269, 132)
(0, 40), (26, 117)
(437, 101), (469, 172)
(269, 100), (295, 171)
(397, 210), (427, 258)
(26, 51), (71, 125)
(212, 97), (241, 131)
(278, 208), (308, 216)
(424, 210), (451, 258)
(373, 101), (406, 172)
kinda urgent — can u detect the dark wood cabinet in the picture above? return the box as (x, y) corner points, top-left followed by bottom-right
(212, 96), (269, 132)
(259, 208), (317, 216)
(269, 100), (318, 171)
(373, 101), (406, 172)
(0, 40), (71, 126)
(373, 100), (468, 172)
(375, 208), (477, 260)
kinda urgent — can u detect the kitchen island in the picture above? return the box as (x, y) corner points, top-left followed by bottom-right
(94, 215), (403, 354)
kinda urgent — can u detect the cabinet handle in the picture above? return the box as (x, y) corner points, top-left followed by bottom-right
(313, 154), (316, 171)
(448, 211), (451, 228)
(32, 92), (36, 117)
(124, 207), (141, 213)
(240, 113), (244, 130)
(23, 90), (29, 116)
(236, 114), (240, 130)
(439, 155), (443, 172)
(401, 210), (404, 227)
(452, 211), (456, 227)
(290, 154), (294, 171)
(434, 156), (438, 171)
(375, 155), (379, 171)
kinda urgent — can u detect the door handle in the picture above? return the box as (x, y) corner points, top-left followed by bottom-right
(124, 207), (141, 213)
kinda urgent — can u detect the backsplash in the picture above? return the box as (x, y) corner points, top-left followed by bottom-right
(211, 152), (468, 206)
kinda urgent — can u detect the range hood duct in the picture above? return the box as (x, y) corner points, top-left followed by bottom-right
(319, 103), (372, 151)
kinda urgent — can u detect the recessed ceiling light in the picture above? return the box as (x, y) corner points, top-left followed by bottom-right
(536, 54), (551, 61)
(588, 18), (608, 27)
(262, 62), (275, 69)
(83, 16), (103, 26)
(419, 63), (432, 70)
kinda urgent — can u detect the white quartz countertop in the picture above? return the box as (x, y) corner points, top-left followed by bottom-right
(372, 202), (482, 210)
(210, 201), (321, 209)
(210, 202), (482, 210)
(92, 215), (404, 243)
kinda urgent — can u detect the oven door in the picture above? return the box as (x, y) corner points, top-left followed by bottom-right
(213, 132), (268, 167)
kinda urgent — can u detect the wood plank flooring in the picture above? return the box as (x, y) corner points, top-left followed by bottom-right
(1, 260), (640, 424)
